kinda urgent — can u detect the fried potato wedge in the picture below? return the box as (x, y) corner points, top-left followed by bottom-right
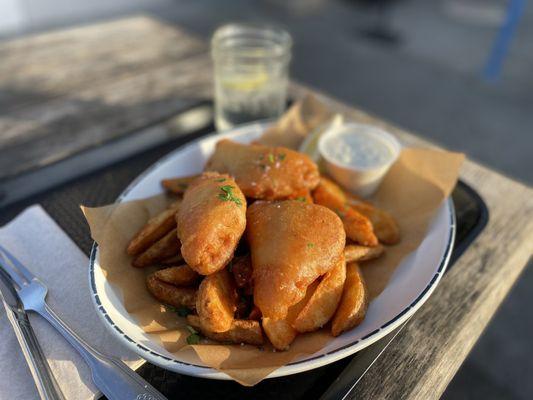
(313, 178), (378, 247)
(154, 265), (200, 287)
(262, 280), (319, 350)
(159, 254), (184, 266)
(349, 202), (400, 245)
(344, 244), (384, 263)
(293, 255), (346, 333)
(178, 172), (247, 275)
(161, 175), (200, 195)
(132, 228), (180, 268)
(196, 269), (238, 333)
(331, 263), (368, 337)
(187, 315), (264, 346)
(146, 274), (197, 309)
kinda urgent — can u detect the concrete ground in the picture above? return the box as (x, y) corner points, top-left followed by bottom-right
(3, 0), (532, 398)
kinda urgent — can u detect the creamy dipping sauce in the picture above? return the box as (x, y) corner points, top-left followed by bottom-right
(321, 129), (394, 169)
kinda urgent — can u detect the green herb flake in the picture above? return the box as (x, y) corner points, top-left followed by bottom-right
(165, 305), (177, 313)
(295, 196), (307, 202)
(268, 153), (275, 163)
(278, 153), (286, 161)
(307, 243), (315, 249)
(186, 333), (201, 345)
(177, 307), (191, 317)
(218, 185), (242, 206)
(186, 325), (198, 334)
(215, 178), (226, 182)
(258, 154), (264, 161)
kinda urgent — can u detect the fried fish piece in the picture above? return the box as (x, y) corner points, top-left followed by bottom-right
(312, 178), (378, 247)
(177, 172), (246, 275)
(292, 254), (346, 333)
(331, 262), (368, 337)
(161, 175), (200, 195)
(154, 265), (200, 287)
(127, 201), (181, 256)
(146, 274), (197, 309)
(132, 228), (180, 268)
(205, 139), (320, 200)
(344, 244), (384, 263)
(187, 315), (264, 346)
(196, 269), (237, 332)
(247, 200), (345, 320)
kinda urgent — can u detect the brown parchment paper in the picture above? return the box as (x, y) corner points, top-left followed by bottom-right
(82, 97), (464, 386)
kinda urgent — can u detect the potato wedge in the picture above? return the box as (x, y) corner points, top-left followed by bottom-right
(262, 280), (319, 350)
(154, 265), (199, 287)
(344, 244), (384, 263)
(187, 315), (263, 346)
(349, 202), (400, 245)
(331, 262), (368, 337)
(161, 175), (200, 195)
(196, 269), (237, 332)
(159, 254), (184, 266)
(293, 255), (346, 333)
(126, 201), (181, 256)
(132, 228), (180, 268)
(313, 178), (378, 246)
(146, 274), (197, 309)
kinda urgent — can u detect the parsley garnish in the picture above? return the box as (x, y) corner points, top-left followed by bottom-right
(295, 196), (307, 202)
(177, 307), (191, 317)
(307, 243), (315, 249)
(187, 333), (201, 344)
(218, 185), (242, 206)
(278, 153), (286, 161)
(186, 325), (197, 334)
(268, 153), (275, 163)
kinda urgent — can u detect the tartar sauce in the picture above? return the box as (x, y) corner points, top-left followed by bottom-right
(321, 129), (394, 169)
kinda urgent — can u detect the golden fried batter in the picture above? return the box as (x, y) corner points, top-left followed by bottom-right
(205, 139), (320, 200)
(177, 172), (246, 275)
(247, 201), (345, 320)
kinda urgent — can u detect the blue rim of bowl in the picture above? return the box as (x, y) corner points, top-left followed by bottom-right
(88, 120), (456, 374)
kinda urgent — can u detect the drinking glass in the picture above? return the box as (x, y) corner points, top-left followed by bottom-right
(211, 23), (292, 131)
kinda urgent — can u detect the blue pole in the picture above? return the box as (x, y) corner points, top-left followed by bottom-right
(482, 0), (526, 82)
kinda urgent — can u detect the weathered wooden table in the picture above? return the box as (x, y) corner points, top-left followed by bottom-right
(1, 16), (532, 400)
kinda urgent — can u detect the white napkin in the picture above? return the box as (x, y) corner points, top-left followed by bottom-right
(0, 205), (143, 400)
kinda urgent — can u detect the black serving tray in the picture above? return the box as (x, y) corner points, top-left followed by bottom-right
(0, 104), (489, 400)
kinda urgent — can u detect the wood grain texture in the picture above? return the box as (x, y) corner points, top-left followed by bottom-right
(0, 16), (211, 179)
(1, 16), (532, 399)
(290, 83), (533, 400)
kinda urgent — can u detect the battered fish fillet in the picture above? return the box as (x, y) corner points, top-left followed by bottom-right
(205, 139), (320, 200)
(247, 201), (345, 320)
(177, 172), (246, 275)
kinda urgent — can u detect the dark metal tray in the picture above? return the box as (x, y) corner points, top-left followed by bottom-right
(0, 105), (489, 400)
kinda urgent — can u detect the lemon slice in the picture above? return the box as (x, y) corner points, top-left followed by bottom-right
(299, 114), (344, 172)
(221, 71), (269, 91)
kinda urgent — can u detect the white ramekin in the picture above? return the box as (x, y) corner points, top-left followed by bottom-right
(318, 123), (401, 197)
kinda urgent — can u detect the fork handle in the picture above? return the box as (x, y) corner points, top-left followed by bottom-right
(36, 303), (167, 400)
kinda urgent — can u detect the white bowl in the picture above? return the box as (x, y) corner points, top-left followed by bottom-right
(318, 123), (401, 197)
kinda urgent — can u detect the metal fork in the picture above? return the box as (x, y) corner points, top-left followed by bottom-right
(0, 244), (167, 400)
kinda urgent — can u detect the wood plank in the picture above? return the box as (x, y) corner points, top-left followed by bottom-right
(0, 53), (212, 178)
(0, 16), (206, 111)
(289, 83), (533, 400)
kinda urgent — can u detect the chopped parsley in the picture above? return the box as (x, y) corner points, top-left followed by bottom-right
(278, 153), (286, 161)
(186, 333), (201, 345)
(177, 307), (192, 317)
(295, 196), (307, 202)
(307, 243), (315, 249)
(186, 325), (201, 344)
(218, 185), (242, 206)
(268, 153), (275, 163)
